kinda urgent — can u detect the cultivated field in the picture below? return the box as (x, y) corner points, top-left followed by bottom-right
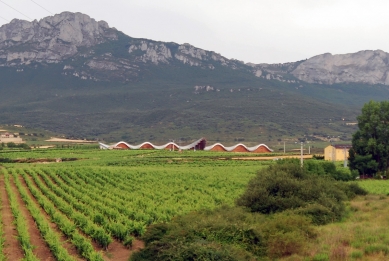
(0, 148), (389, 260)
(0, 149), (264, 260)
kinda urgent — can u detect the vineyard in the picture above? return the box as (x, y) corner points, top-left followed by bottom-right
(0, 149), (264, 260)
(1, 148), (387, 260)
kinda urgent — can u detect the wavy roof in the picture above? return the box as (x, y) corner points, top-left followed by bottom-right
(204, 143), (273, 152)
(99, 138), (206, 150)
(99, 139), (272, 153)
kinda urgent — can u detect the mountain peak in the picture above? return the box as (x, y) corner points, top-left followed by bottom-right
(0, 11), (117, 66)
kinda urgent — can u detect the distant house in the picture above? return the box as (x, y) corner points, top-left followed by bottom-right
(0, 132), (14, 138)
(324, 144), (352, 161)
(0, 132), (24, 144)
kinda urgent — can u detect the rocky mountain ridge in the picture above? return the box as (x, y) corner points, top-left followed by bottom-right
(0, 11), (389, 85)
(291, 50), (389, 85)
(1, 11), (386, 142)
(0, 12), (247, 82)
(0, 12), (117, 65)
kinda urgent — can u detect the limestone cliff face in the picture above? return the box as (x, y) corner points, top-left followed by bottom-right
(127, 41), (242, 69)
(291, 50), (389, 85)
(0, 12), (117, 65)
(0, 12), (244, 82)
(3, 12), (388, 86)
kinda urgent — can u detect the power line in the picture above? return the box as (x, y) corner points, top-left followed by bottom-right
(0, 0), (33, 20)
(0, 15), (9, 22)
(30, 0), (53, 15)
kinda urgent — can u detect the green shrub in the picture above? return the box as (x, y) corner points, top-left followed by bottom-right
(296, 203), (337, 225)
(236, 163), (364, 224)
(131, 206), (267, 261)
(132, 206), (317, 261)
(263, 212), (316, 258)
(340, 182), (368, 198)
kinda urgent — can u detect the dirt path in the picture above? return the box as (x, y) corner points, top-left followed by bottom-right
(19, 174), (83, 261)
(45, 138), (96, 143)
(9, 175), (55, 261)
(0, 175), (24, 260)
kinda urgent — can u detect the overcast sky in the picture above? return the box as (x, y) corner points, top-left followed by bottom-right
(0, 0), (388, 64)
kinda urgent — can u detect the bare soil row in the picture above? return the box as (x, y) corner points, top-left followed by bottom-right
(0, 173), (143, 260)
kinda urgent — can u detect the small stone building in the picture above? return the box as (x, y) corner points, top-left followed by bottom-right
(0, 132), (24, 144)
(324, 144), (352, 161)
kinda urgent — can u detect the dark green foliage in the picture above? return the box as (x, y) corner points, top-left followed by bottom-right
(4, 142), (30, 150)
(335, 182), (368, 199)
(236, 162), (366, 224)
(349, 101), (389, 176)
(349, 148), (378, 177)
(131, 206), (316, 261)
(6, 142), (16, 148)
(304, 160), (358, 181)
(131, 206), (267, 261)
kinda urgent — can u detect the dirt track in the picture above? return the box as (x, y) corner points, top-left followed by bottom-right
(45, 138), (96, 143)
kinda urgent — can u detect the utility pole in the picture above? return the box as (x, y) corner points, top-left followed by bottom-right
(284, 141), (286, 154)
(300, 142), (303, 167)
(344, 147), (347, 168)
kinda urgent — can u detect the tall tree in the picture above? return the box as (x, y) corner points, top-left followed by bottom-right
(349, 100), (389, 176)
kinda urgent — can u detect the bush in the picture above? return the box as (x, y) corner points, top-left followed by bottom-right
(304, 159), (357, 181)
(131, 206), (267, 261)
(337, 182), (368, 199)
(236, 162), (364, 224)
(296, 203), (338, 225)
(264, 212), (316, 258)
(131, 207), (316, 261)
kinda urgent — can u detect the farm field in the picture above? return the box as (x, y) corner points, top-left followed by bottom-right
(1, 148), (389, 260)
(0, 148), (268, 260)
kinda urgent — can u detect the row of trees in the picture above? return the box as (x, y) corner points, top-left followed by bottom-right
(0, 142), (30, 149)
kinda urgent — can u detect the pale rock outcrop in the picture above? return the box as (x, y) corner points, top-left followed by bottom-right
(128, 40), (239, 69)
(87, 60), (119, 70)
(129, 41), (172, 64)
(0, 12), (117, 65)
(177, 43), (207, 60)
(292, 50), (389, 85)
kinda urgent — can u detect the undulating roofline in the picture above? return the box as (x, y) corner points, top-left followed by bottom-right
(99, 138), (206, 150)
(99, 138), (273, 153)
(204, 143), (273, 153)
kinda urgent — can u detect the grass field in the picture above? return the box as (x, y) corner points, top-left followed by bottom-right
(0, 147), (389, 260)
